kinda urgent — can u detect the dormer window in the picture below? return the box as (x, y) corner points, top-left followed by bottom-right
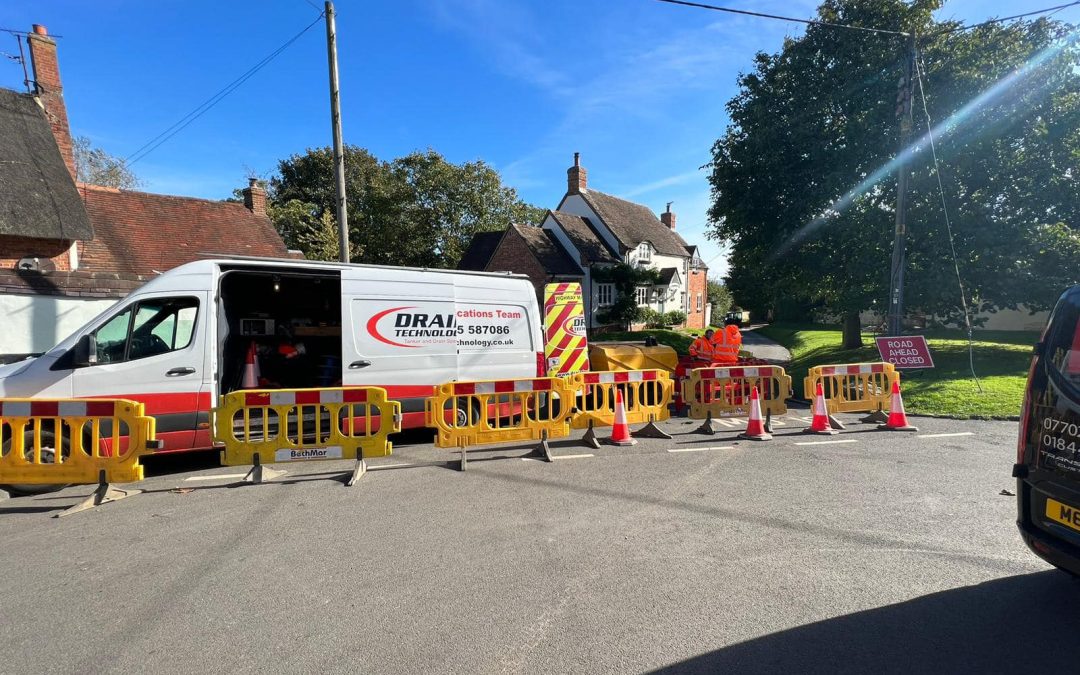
(637, 242), (652, 263)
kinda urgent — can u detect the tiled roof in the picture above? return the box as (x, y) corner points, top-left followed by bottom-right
(548, 211), (618, 264)
(579, 190), (689, 257)
(657, 267), (680, 285)
(78, 185), (289, 276)
(0, 88), (93, 241)
(513, 223), (582, 276)
(457, 230), (505, 271)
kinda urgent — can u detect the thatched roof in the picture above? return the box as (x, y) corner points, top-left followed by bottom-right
(0, 88), (93, 241)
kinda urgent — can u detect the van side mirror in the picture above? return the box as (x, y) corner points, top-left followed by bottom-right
(73, 334), (98, 368)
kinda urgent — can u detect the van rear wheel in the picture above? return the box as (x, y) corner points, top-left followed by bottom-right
(0, 428), (69, 496)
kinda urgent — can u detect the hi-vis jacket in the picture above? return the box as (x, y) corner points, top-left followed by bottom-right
(711, 325), (743, 364)
(689, 335), (715, 360)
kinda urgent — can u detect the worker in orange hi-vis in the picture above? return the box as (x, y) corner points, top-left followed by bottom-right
(689, 329), (716, 364)
(725, 323), (743, 358)
(711, 323), (742, 365)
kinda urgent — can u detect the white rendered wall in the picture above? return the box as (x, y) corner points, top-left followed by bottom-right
(0, 294), (115, 356)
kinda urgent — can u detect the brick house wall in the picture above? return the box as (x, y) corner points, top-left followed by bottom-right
(484, 228), (553, 299)
(0, 235), (74, 271)
(685, 265), (707, 329)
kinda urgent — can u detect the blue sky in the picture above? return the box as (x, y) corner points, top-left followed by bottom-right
(3, 1), (1077, 278)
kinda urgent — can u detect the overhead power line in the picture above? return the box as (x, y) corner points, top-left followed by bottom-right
(933, 1), (1080, 35)
(1, 27), (65, 38)
(124, 12), (325, 166)
(652, 0), (909, 36)
(912, 45), (982, 391)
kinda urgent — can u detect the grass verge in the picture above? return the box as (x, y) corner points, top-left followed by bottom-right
(754, 323), (1038, 419)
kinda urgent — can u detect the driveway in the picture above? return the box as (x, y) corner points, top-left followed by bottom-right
(740, 325), (791, 363)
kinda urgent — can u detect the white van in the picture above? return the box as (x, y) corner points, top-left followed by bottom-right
(0, 258), (545, 454)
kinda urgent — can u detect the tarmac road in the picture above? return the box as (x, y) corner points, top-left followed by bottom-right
(1, 413), (1076, 674)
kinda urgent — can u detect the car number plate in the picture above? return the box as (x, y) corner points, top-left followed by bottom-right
(1045, 497), (1080, 534)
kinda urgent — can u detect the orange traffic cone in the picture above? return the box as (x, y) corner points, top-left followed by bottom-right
(804, 382), (839, 435)
(738, 386), (772, 441)
(878, 379), (918, 431)
(608, 388), (637, 446)
(242, 341), (260, 389)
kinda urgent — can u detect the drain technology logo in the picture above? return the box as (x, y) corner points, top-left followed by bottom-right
(365, 304), (524, 350)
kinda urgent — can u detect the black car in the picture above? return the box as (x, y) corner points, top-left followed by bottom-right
(1016, 284), (1080, 577)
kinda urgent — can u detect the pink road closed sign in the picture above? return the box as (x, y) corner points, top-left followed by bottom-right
(875, 335), (935, 369)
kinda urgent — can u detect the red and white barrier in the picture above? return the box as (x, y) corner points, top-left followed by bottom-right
(579, 370), (660, 384)
(244, 389), (370, 407)
(452, 379), (555, 396)
(0, 400), (116, 418)
(695, 366), (784, 380)
(816, 363), (887, 376)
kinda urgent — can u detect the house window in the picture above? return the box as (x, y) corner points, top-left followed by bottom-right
(637, 242), (652, 263)
(696, 293), (703, 311)
(597, 283), (614, 307)
(634, 286), (649, 305)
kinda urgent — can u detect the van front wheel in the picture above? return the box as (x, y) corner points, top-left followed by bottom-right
(455, 399), (482, 427)
(0, 428), (69, 496)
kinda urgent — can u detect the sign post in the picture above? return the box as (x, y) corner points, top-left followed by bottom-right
(875, 335), (934, 369)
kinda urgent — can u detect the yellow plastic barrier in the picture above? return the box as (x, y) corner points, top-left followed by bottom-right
(682, 365), (792, 421)
(0, 398), (157, 485)
(424, 377), (576, 468)
(214, 387), (401, 484)
(568, 370), (674, 446)
(803, 363), (898, 419)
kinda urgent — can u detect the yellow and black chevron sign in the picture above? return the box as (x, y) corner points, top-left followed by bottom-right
(543, 282), (590, 376)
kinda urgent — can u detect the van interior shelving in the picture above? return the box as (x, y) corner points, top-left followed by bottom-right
(219, 268), (342, 395)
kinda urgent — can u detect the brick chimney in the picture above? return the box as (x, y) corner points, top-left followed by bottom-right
(26, 25), (76, 180)
(567, 152), (587, 195)
(661, 202), (676, 231)
(242, 178), (267, 216)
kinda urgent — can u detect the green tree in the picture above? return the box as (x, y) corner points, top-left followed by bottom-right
(707, 279), (733, 321)
(267, 146), (543, 266)
(73, 136), (141, 189)
(708, 0), (1080, 347)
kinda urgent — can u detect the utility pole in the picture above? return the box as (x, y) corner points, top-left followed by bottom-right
(887, 33), (916, 336)
(325, 1), (349, 263)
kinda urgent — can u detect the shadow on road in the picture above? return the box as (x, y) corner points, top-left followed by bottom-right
(652, 571), (1080, 674)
